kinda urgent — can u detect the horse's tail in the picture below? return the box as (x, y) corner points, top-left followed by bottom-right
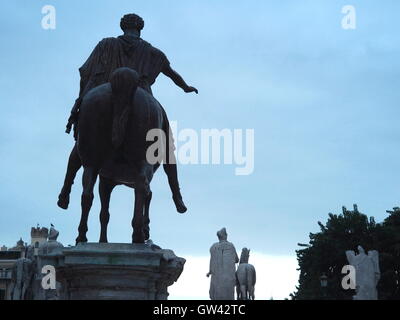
(109, 67), (140, 149)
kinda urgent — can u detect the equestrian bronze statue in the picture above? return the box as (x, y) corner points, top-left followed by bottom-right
(58, 14), (198, 244)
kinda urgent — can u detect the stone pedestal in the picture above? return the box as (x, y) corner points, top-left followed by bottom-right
(54, 243), (185, 300)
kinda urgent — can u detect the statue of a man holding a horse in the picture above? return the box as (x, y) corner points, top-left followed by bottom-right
(58, 14), (198, 244)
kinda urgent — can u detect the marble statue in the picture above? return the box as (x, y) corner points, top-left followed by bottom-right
(48, 224), (59, 241)
(207, 228), (239, 300)
(9, 225), (65, 300)
(345, 245), (380, 300)
(236, 248), (256, 300)
(10, 246), (34, 300)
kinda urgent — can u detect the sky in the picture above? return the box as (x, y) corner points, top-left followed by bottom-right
(1, 0), (400, 299)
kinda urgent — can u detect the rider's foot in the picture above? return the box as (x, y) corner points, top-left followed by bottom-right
(57, 192), (70, 210)
(173, 194), (187, 214)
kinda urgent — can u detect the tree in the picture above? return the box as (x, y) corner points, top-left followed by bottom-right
(292, 204), (400, 300)
(374, 208), (400, 299)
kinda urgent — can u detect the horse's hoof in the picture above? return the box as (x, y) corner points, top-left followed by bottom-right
(173, 196), (187, 214)
(57, 193), (69, 210)
(144, 229), (150, 241)
(132, 233), (145, 244)
(75, 236), (88, 245)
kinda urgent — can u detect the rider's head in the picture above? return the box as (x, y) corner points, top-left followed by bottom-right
(120, 14), (144, 34)
(357, 245), (366, 255)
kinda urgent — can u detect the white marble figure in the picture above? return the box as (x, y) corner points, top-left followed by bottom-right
(345, 246), (380, 300)
(48, 224), (59, 241)
(10, 246), (35, 300)
(207, 228), (239, 300)
(10, 225), (64, 300)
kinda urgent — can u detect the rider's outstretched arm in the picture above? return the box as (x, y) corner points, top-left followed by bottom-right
(162, 64), (198, 94)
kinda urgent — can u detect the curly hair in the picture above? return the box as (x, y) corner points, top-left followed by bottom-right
(120, 13), (144, 31)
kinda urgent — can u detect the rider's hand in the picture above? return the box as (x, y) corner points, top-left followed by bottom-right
(184, 86), (198, 94)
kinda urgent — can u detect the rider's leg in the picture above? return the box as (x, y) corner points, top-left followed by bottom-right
(58, 144), (82, 209)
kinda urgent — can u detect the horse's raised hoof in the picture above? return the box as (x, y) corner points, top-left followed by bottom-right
(57, 193), (70, 210)
(173, 195), (187, 214)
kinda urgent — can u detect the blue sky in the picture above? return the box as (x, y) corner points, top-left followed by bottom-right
(1, 0), (400, 298)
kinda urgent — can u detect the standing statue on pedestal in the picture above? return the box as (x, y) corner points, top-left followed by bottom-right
(10, 225), (65, 300)
(207, 228), (239, 300)
(10, 246), (34, 300)
(345, 246), (380, 300)
(236, 248), (256, 300)
(57, 14), (198, 244)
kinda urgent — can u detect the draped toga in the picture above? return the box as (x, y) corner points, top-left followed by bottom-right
(78, 35), (170, 97)
(71, 35), (174, 151)
(209, 240), (239, 300)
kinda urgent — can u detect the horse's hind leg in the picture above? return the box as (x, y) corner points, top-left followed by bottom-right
(249, 286), (255, 300)
(143, 191), (152, 241)
(132, 162), (153, 244)
(99, 177), (116, 243)
(76, 167), (98, 244)
(240, 285), (247, 300)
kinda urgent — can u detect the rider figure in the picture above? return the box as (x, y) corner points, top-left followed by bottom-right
(58, 13), (198, 213)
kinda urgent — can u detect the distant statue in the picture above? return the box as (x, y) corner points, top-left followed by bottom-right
(236, 248), (256, 300)
(345, 246), (380, 300)
(48, 224), (59, 241)
(207, 228), (239, 300)
(10, 246), (35, 300)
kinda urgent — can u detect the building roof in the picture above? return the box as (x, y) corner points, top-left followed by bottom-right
(0, 251), (21, 260)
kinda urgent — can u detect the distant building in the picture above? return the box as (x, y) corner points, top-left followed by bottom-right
(0, 227), (49, 300)
(31, 226), (49, 256)
(0, 240), (24, 300)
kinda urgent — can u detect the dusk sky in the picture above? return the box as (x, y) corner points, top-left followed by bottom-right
(1, 1), (400, 299)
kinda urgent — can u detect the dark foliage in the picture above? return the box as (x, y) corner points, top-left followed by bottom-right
(292, 205), (400, 300)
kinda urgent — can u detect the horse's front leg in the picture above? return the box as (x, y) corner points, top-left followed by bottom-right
(76, 167), (98, 244)
(99, 177), (116, 243)
(132, 164), (152, 244)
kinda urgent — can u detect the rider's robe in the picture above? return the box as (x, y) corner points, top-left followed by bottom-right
(74, 35), (175, 181)
(78, 35), (170, 97)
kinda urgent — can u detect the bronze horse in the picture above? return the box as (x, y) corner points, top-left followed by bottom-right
(76, 67), (171, 244)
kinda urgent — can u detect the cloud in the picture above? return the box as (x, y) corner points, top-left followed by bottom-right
(169, 252), (299, 300)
